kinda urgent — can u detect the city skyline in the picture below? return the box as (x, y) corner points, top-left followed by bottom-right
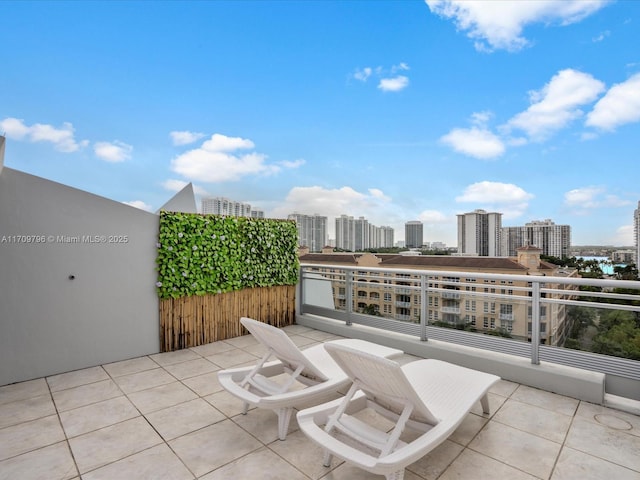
(2, 1), (639, 246)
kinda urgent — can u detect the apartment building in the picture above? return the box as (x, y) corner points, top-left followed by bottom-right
(299, 246), (578, 346)
(612, 250), (636, 264)
(287, 213), (327, 252)
(457, 209), (502, 256)
(202, 197), (251, 217)
(405, 221), (423, 249)
(502, 219), (571, 258)
(334, 215), (394, 251)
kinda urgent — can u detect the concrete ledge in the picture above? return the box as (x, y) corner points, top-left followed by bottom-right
(297, 314), (606, 405)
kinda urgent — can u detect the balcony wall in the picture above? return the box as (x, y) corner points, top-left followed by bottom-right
(0, 168), (161, 386)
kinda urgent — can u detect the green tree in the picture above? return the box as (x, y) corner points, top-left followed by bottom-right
(591, 310), (640, 360)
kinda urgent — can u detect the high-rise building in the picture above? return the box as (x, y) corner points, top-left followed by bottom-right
(634, 201), (640, 266)
(380, 226), (395, 248)
(501, 219), (571, 258)
(288, 213), (327, 252)
(201, 197), (252, 217)
(405, 221), (423, 249)
(457, 209), (502, 256)
(335, 215), (355, 251)
(334, 215), (392, 251)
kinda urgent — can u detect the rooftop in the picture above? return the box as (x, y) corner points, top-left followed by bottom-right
(1, 324), (639, 480)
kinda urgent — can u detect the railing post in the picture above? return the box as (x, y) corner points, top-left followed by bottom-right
(297, 266), (303, 316)
(345, 270), (353, 326)
(420, 274), (428, 341)
(531, 281), (541, 365)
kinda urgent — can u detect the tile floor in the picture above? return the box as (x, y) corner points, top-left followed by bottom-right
(1, 324), (639, 480)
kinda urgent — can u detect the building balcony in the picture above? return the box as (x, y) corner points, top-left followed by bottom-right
(499, 313), (515, 321)
(441, 306), (461, 314)
(396, 287), (414, 295)
(441, 291), (461, 299)
(2, 322), (638, 479)
(395, 301), (412, 308)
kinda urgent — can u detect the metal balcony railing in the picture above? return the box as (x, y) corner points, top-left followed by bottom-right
(298, 263), (640, 390)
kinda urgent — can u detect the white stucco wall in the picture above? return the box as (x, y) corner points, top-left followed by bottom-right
(0, 167), (161, 386)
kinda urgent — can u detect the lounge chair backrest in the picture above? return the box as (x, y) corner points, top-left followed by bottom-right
(240, 317), (329, 382)
(324, 342), (440, 426)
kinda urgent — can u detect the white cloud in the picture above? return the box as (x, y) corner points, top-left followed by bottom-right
(506, 69), (605, 141)
(592, 30), (610, 42)
(391, 62), (410, 73)
(440, 126), (505, 159)
(161, 178), (209, 196)
(456, 181), (534, 218)
(418, 210), (448, 224)
(122, 200), (153, 211)
(0, 117), (88, 152)
(170, 130), (206, 146)
(564, 186), (632, 209)
(610, 224), (634, 246)
(585, 73), (640, 131)
(278, 159), (306, 169)
(368, 188), (390, 201)
(353, 67), (373, 81)
(471, 111), (493, 125)
(94, 141), (133, 162)
(351, 64), (410, 92)
(171, 133), (298, 183)
(202, 133), (255, 152)
(564, 186), (604, 207)
(378, 75), (409, 92)
(426, 0), (609, 52)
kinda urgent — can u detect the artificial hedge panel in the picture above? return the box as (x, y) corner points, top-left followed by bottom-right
(156, 211), (299, 299)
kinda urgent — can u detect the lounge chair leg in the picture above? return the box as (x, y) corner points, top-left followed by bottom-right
(322, 450), (333, 467)
(242, 402), (249, 415)
(480, 394), (491, 415)
(277, 407), (294, 440)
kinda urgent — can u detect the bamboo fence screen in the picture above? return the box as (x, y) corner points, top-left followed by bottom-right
(159, 285), (296, 352)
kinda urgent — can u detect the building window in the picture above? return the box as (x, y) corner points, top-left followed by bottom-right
(384, 292), (391, 302)
(483, 317), (489, 328)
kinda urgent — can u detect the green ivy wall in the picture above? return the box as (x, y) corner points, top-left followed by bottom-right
(156, 212), (299, 298)
(156, 212), (300, 350)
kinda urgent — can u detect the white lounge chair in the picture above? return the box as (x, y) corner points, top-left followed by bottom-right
(217, 317), (403, 440)
(297, 343), (501, 480)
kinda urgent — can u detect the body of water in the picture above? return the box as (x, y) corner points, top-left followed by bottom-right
(578, 256), (625, 276)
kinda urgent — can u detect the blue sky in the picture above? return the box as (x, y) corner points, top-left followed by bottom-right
(2, 0), (639, 247)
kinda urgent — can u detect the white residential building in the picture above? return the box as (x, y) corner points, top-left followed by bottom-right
(457, 209), (502, 256)
(202, 197), (253, 217)
(288, 213), (327, 252)
(335, 215), (393, 251)
(502, 219), (571, 258)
